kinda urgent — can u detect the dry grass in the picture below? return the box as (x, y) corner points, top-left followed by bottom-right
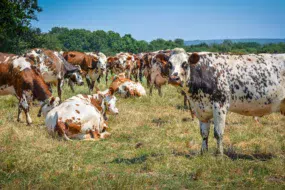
(0, 80), (284, 189)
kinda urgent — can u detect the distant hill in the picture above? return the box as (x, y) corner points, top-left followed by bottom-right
(184, 39), (285, 46)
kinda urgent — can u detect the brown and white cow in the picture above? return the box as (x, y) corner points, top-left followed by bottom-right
(63, 51), (101, 93)
(45, 90), (118, 141)
(109, 74), (146, 98)
(169, 52), (285, 155)
(25, 49), (84, 100)
(105, 53), (134, 85)
(0, 53), (59, 125)
(149, 53), (172, 96)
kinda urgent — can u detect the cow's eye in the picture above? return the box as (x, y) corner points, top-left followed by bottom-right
(168, 62), (173, 69)
(182, 61), (188, 69)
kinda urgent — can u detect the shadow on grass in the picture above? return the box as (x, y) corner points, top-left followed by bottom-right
(176, 105), (188, 111)
(110, 153), (163, 165)
(111, 155), (148, 165)
(172, 150), (198, 159)
(224, 148), (275, 161)
(152, 118), (167, 126)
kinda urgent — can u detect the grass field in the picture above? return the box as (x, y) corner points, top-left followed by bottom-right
(0, 80), (284, 189)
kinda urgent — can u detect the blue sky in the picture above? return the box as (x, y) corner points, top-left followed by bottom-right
(32, 0), (285, 41)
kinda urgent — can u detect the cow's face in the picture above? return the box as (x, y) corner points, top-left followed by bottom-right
(97, 57), (107, 73)
(168, 52), (189, 87)
(69, 70), (84, 86)
(104, 94), (119, 115)
(38, 97), (60, 117)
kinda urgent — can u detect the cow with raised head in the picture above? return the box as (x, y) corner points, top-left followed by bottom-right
(25, 49), (84, 100)
(0, 53), (60, 125)
(63, 51), (100, 93)
(105, 53), (132, 85)
(86, 52), (107, 83)
(169, 52), (285, 155)
(45, 89), (118, 141)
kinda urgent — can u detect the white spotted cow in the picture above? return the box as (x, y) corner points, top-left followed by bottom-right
(45, 90), (118, 140)
(0, 53), (60, 125)
(25, 49), (84, 100)
(169, 52), (285, 155)
(109, 75), (146, 98)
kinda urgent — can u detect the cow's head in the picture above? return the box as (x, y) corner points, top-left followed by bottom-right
(168, 48), (190, 87)
(64, 65), (84, 86)
(38, 97), (60, 117)
(97, 52), (107, 73)
(100, 89), (119, 115)
(152, 53), (171, 77)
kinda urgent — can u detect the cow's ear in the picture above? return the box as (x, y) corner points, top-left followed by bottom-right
(189, 53), (200, 65)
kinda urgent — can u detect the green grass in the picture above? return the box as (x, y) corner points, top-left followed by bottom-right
(0, 80), (284, 189)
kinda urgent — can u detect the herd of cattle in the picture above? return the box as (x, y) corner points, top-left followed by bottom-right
(0, 48), (284, 155)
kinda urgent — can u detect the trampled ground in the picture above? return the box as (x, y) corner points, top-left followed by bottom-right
(0, 81), (284, 189)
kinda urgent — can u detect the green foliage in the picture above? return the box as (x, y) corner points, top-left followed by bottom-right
(0, 0), (42, 54)
(1, 2), (285, 55)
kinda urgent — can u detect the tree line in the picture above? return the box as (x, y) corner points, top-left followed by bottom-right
(1, 0), (285, 55)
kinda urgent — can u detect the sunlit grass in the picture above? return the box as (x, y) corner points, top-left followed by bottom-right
(0, 79), (284, 188)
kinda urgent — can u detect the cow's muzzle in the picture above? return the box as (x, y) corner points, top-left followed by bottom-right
(78, 81), (84, 86)
(168, 76), (183, 87)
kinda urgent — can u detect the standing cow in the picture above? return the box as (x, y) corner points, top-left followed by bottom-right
(25, 49), (84, 100)
(169, 52), (285, 155)
(63, 51), (102, 93)
(0, 53), (59, 125)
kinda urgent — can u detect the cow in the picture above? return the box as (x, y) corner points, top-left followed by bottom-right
(167, 48), (195, 117)
(63, 51), (100, 93)
(142, 52), (155, 87)
(105, 53), (133, 85)
(149, 53), (172, 96)
(0, 53), (60, 125)
(25, 49), (84, 100)
(45, 89), (118, 141)
(169, 52), (285, 155)
(86, 52), (107, 83)
(109, 74), (146, 98)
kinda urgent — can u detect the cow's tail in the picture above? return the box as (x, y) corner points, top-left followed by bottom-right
(54, 112), (72, 141)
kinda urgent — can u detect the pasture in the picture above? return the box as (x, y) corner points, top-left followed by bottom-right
(0, 80), (284, 189)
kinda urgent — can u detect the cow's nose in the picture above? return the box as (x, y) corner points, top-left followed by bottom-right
(173, 72), (178, 76)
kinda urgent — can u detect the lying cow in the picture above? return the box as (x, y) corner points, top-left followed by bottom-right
(25, 49), (84, 100)
(109, 74), (146, 98)
(45, 90), (118, 141)
(169, 52), (285, 155)
(0, 53), (60, 125)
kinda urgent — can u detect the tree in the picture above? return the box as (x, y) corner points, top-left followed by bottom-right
(0, 0), (42, 53)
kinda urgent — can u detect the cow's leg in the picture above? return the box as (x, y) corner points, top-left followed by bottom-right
(97, 74), (101, 83)
(200, 121), (210, 154)
(157, 86), (162, 97)
(19, 94), (32, 125)
(105, 70), (109, 85)
(48, 83), (53, 93)
(280, 98), (285, 116)
(139, 68), (143, 82)
(68, 79), (75, 93)
(57, 79), (63, 101)
(213, 102), (227, 155)
(86, 75), (92, 93)
(17, 106), (23, 122)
